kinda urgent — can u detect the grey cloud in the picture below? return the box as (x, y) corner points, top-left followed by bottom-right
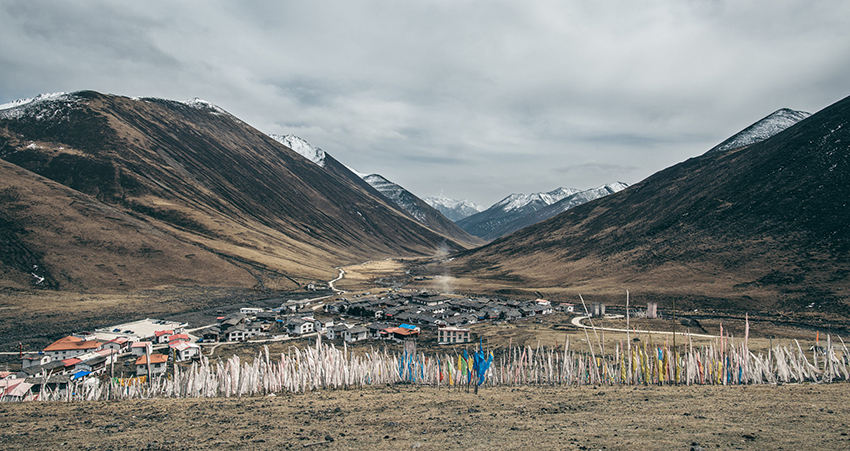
(2, 0), (850, 207)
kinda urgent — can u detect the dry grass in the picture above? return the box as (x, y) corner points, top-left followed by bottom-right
(1, 383), (849, 450)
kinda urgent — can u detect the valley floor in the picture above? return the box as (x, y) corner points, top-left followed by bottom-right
(0, 383), (848, 450)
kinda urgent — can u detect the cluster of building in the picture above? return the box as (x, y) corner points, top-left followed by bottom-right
(1, 290), (586, 400)
(196, 291), (571, 348)
(331, 290), (563, 327)
(3, 318), (201, 399)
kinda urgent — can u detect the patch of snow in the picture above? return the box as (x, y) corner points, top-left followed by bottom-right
(0, 92), (68, 111)
(424, 195), (485, 221)
(268, 134), (327, 167)
(0, 92), (79, 121)
(363, 174), (428, 223)
(493, 187), (579, 213)
(345, 164), (368, 178)
(708, 108), (811, 154)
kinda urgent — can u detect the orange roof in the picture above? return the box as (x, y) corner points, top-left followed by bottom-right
(385, 327), (419, 336)
(168, 334), (189, 342)
(61, 358), (82, 366)
(135, 354), (168, 365)
(154, 330), (174, 337)
(131, 341), (151, 348)
(44, 336), (102, 352)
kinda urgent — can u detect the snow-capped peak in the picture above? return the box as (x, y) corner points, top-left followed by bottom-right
(546, 182), (629, 213)
(183, 97), (230, 116)
(0, 92), (82, 121)
(707, 108), (811, 154)
(362, 174), (428, 223)
(0, 92), (69, 111)
(424, 195), (485, 221)
(268, 134), (326, 167)
(494, 187), (579, 213)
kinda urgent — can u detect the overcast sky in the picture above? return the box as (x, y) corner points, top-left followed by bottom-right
(2, 1), (849, 207)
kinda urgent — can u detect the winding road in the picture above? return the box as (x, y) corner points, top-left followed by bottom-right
(328, 268), (346, 293)
(570, 315), (718, 339)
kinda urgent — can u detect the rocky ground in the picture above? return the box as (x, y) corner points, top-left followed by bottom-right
(1, 383), (848, 450)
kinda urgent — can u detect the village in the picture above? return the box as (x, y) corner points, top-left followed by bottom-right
(1, 289), (587, 401)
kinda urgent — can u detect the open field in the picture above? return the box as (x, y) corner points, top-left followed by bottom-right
(1, 383), (849, 450)
(4, 258), (850, 450)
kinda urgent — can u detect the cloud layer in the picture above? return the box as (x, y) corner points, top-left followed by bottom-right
(2, 1), (849, 206)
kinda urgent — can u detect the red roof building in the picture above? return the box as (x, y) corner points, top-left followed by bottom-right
(135, 353), (169, 376)
(43, 336), (103, 361)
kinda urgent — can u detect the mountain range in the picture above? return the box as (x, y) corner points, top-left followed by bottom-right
(267, 134), (482, 246)
(0, 91), (467, 291)
(2, 88), (845, 316)
(456, 185), (628, 241)
(446, 95), (850, 313)
(424, 196), (485, 222)
(360, 174), (483, 246)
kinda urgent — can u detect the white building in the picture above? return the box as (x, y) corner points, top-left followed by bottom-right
(169, 342), (201, 362)
(438, 326), (471, 344)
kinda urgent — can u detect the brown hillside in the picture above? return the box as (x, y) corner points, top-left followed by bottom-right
(445, 94), (850, 314)
(0, 91), (464, 292)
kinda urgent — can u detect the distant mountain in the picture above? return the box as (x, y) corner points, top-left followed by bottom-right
(457, 187), (587, 241)
(0, 91), (467, 291)
(424, 196), (485, 221)
(448, 94), (850, 313)
(265, 134), (481, 246)
(707, 108), (811, 154)
(486, 183), (629, 238)
(362, 174), (484, 246)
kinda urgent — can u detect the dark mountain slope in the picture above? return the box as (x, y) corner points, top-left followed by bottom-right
(457, 188), (578, 241)
(448, 95), (850, 313)
(267, 133), (482, 246)
(0, 91), (463, 291)
(706, 108), (810, 154)
(0, 159), (256, 291)
(363, 174), (485, 247)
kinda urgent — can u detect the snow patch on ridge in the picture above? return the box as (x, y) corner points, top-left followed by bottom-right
(0, 92), (69, 111)
(424, 195), (485, 221)
(183, 97), (231, 116)
(362, 174), (428, 223)
(0, 92), (78, 121)
(708, 108), (811, 154)
(268, 134), (327, 167)
(494, 187), (580, 213)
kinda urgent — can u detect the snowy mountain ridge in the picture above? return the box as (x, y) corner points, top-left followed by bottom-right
(456, 184), (626, 241)
(424, 195), (485, 222)
(493, 187), (579, 213)
(0, 92), (69, 112)
(268, 133), (327, 167)
(363, 174), (427, 223)
(707, 108), (811, 154)
(0, 92), (78, 121)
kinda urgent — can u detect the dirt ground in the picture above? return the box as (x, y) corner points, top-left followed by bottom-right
(4, 259), (850, 450)
(1, 383), (848, 450)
